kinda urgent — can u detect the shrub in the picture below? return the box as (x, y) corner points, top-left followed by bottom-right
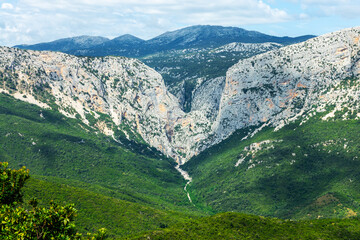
(0, 162), (107, 239)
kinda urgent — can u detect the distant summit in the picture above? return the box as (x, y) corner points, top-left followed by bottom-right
(74, 34), (146, 57)
(112, 34), (145, 43)
(146, 25), (298, 49)
(14, 35), (109, 53)
(14, 25), (315, 57)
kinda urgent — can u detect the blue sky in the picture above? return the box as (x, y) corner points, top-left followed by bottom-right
(0, 0), (359, 46)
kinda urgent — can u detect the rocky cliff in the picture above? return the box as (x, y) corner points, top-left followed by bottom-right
(1, 27), (360, 164)
(0, 47), (208, 163)
(211, 27), (360, 145)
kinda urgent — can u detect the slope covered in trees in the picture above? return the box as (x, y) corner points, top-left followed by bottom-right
(0, 93), (204, 238)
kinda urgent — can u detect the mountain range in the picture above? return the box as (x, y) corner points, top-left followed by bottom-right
(14, 25), (315, 57)
(2, 25), (360, 238)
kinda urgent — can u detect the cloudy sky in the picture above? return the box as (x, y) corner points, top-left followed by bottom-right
(0, 0), (359, 46)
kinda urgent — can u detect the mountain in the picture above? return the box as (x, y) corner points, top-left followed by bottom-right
(14, 35), (109, 53)
(74, 34), (146, 57)
(13, 26), (314, 113)
(145, 25), (313, 51)
(211, 26), (360, 143)
(0, 46), (196, 163)
(2, 26), (360, 238)
(15, 25), (315, 57)
(2, 27), (360, 162)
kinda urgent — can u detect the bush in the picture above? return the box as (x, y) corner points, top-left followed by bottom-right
(0, 162), (29, 205)
(0, 162), (107, 239)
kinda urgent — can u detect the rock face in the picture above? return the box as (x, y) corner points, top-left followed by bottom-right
(141, 41), (284, 112)
(0, 47), (214, 163)
(212, 27), (360, 144)
(1, 27), (360, 164)
(212, 42), (283, 54)
(191, 76), (226, 121)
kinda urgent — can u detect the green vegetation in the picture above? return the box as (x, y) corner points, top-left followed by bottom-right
(22, 175), (195, 239)
(132, 212), (360, 239)
(0, 162), (106, 239)
(0, 93), (203, 238)
(0, 93), (194, 211)
(2, 83), (360, 238)
(184, 112), (360, 219)
(0, 162), (29, 205)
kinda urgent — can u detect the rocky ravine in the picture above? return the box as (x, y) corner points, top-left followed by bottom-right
(0, 47), (211, 163)
(1, 27), (360, 164)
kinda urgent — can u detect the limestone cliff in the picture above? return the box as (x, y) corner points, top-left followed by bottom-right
(1, 27), (359, 164)
(212, 27), (360, 145)
(0, 47), (203, 162)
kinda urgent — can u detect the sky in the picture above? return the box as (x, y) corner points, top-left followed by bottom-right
(0, 0), (359, 46)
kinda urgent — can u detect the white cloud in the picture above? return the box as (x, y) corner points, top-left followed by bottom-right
(1, 3), (14, 9)
(286, 0), (360, 19)
(2, 0), (359, 47)
(0, 0), (295, 46)
(299, 13), (309, 19)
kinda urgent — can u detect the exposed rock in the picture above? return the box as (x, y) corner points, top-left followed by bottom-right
(191, 76), (226, 120)
(0, 47), (190, 162)
(1, 27), (359, 164)
(211, 27), (360, 145)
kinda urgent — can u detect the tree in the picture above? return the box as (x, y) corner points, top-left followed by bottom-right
(0, 162), (107, 239)
(0, 162), (29, 205)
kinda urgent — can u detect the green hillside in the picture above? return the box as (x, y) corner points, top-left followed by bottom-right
(22, 176), (197, 239)
(3, 85), (360, 239)
(0, 92), (205, 238)
(131, 212), (360, 240)
(184, 111), (360, 219)
(0, 93), (194, 211)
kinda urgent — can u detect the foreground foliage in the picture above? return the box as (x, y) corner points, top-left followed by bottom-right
(0, 162), (106, 239)
(0, 162), (29, 205)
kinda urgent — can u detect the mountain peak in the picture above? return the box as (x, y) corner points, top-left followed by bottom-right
(147, 25), (314, 49)
(112, 34), (145, 43)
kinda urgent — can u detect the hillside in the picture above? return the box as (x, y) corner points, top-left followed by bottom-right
(2, 27), (360, 239)
(0, 92), (203, 213)
(192, 26), (360, 154)
(182, 26), (360, 219)
(132, 212), (360, 240)
(22, 176), (198, 239)
(0, 46), (210, 163)
(184, 111), (360, 219)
